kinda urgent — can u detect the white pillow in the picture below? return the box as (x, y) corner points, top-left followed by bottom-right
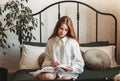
(19, 44), (45, 69)
(80, 45), (117, 68)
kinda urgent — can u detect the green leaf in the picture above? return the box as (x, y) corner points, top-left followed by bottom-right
(21, 3), (25, 8)
(0, 22), (2, 26)
(26, 0), (28, 3)
(0, 0), (38, 51)
(10, 29), (15, 33)
(8, 45), (10, 48)
(3, 39), (7, 43)
(12, 43), (15, 47)
(3, 52), (6, 55)
(6, 13), (11, 19)
(33, 36), (36, 40)
(2, 33), (7, 38)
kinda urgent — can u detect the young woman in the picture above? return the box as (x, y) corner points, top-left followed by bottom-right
(35, 16), (84, 80)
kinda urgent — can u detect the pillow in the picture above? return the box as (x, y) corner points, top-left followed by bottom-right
(83, 49), (111, 70)
(80, 45), (117, 68)
(19, 44), (45, 69)
(38, 52), (46, 69)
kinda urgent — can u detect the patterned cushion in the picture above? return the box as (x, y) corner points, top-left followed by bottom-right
(83, 49), (111, 70)
(38, 52), (46, 69)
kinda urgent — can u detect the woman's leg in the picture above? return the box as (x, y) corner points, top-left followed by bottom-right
(114, 74), (120, 81)
(57, 76), (73, 80)
(36, 72), (57, 80)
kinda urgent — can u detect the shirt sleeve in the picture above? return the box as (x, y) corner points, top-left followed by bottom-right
(71, 40), (85, 74)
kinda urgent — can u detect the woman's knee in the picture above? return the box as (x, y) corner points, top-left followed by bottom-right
(37, 72), (57, 80)
(114, 74), (120, 81)
(57, 76), (73, 80)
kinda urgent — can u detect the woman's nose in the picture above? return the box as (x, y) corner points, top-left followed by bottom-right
(62, 30), (65, 34)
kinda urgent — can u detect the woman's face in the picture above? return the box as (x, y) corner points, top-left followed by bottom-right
(58, 24), (69, 38)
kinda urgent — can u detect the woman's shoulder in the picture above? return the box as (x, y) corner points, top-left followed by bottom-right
(67, 38), (79, 44)
(48, 37), (57, 41)
(68, 38), (76, 42)
(47, 37), (58, 44)
(67, 38), (80, 48)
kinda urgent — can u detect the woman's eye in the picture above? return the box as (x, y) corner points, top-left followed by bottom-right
(65, 29), (68, 31)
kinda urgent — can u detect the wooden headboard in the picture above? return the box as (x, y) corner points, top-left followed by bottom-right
(18, 1), (117, 59)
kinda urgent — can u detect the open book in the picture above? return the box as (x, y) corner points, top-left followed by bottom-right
(29, 64), (77, 79)
(39, 64), (67, 73)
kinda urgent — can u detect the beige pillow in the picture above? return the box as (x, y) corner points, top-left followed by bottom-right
(83, 49), (111, 70)
(80, 45), (117, 68)
(19, 44), (45, 69)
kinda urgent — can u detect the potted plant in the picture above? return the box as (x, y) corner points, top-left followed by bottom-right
(0, 0), (38, 55)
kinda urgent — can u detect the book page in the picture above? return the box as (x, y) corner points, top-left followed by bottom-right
(36, 64), (67, 73)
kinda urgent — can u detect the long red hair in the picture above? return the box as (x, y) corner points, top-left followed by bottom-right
(48, 16), (78, 42)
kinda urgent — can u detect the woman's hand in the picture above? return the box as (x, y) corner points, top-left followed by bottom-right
(62, 66), (73, 72)
(50, 61), (60, 67)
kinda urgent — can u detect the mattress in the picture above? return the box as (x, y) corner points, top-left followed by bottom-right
(9, 67), (120, 81)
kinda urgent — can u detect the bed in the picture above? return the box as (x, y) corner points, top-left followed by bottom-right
(10, 1), (120, 81)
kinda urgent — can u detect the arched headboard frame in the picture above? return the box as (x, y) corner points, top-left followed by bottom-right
(19, 1), (117, 59)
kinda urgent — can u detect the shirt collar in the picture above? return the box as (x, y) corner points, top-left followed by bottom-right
(55, 36), (68, 44)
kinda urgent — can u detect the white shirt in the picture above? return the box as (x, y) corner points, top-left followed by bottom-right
(42, 36), (84, 78)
